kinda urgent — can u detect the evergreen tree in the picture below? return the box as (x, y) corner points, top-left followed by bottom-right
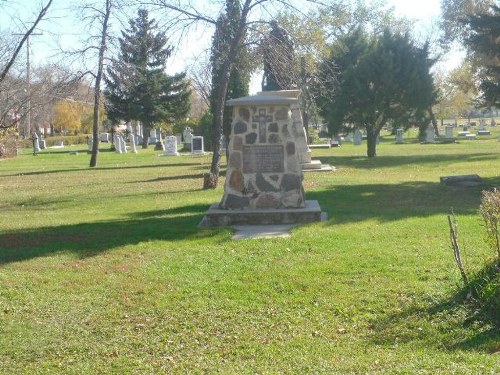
(209, 0), (250, 144)
(316, 29), (436, 157)
(105, 9), (190, 148)
(262, 20), (296, 91)
(463, 5), (500, 107)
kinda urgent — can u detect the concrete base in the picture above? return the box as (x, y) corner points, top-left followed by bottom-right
(301, 160), (335, 172)
(199, 200), (323, 227)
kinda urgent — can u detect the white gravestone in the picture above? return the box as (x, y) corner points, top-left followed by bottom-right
(396, 128), (404, 144)
(149, 129), (158, 144)
(130, 133), (137, 153)
(164, 136), (179, 156)
(114, 134), (122, 153)
(101, 132), (109, 142)
(88, 138), (93, 152)
(120, 134), (127, 153)
(191, 136), (204, 154)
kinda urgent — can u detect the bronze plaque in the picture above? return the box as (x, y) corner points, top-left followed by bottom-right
(242, 145), (284, 173)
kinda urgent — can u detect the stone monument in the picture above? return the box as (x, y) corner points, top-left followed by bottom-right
(183, 127), (193, 151)
(191, 136), (205, 154)
(200, 93), (323, 226)
(164, 135), (179, 156)
(130, 134), (138, 153)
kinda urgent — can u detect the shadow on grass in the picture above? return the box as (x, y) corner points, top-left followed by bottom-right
(307, 178), (500, 225)
(369, 261), (500, 353)
(318, 152), (498, 170)
(0, 203), (227, 266)
(1, 162), (211, 177)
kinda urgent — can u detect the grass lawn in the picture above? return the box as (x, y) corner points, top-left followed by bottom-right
(1, 133), (499, 373)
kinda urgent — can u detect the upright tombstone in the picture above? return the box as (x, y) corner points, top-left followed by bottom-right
(192, 136), (205, 154)
(88, 138), (93, 153)
(149, 129), (158, 144)
(183, 127), (193, 151)
(101, 132), (110, 142)
(353, 129), (363, 145)
(396, 128), (404, 144)
(425, 123), (435, 143)
(114, 134), (123, 153)
(164, 135), (179, 156)
(201, 93), (322, 226)
(445, 125), (454, 138)
(130, 133), (138, 153)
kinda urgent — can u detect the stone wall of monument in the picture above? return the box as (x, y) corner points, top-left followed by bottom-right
(220, 103), (305, 210)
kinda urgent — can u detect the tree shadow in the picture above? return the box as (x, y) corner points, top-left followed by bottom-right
(0, 203), (229, 266)
(306, 178), (500, 225)
(369, 261), (500, 353)
(318, 152), (498, 170)
(1, 162), (210, 177)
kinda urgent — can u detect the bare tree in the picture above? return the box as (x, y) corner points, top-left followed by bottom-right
(88, 0), (113, 167)
(0, 0), (53, 131)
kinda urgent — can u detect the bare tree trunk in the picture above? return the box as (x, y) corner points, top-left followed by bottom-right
(90, 0), (112, 168)
(0, 0), (53, 85)
(203, 0), (252, 189)
(366, 127), (377, 158)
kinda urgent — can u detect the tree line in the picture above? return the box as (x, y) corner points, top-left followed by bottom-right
(0, 0), (498, 177)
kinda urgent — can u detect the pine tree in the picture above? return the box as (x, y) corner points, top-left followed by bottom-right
(209, 0), (250, 145)
(105, 9), (190, 148)
(316, 29), (436, 157)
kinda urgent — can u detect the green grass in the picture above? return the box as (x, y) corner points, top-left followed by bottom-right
(1, 134), (499, 373)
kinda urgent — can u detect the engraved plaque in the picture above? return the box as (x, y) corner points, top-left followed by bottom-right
(242, 145), (284, 173)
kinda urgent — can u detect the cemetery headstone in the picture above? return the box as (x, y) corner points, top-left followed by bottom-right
(88, 138), (93, 153)
(114, 134), (122, 153)
(164, 135), (179, 156)
(183, 127), (193, 151)
(101, 132), (110, 142)
(149, 129), (158, 144)
(425, 123), (435, 143)
(130, 133), (138, 153)
(39, 139), (46, 149)
(191, 136), (205, 154)
(396, 128), (404, 144)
